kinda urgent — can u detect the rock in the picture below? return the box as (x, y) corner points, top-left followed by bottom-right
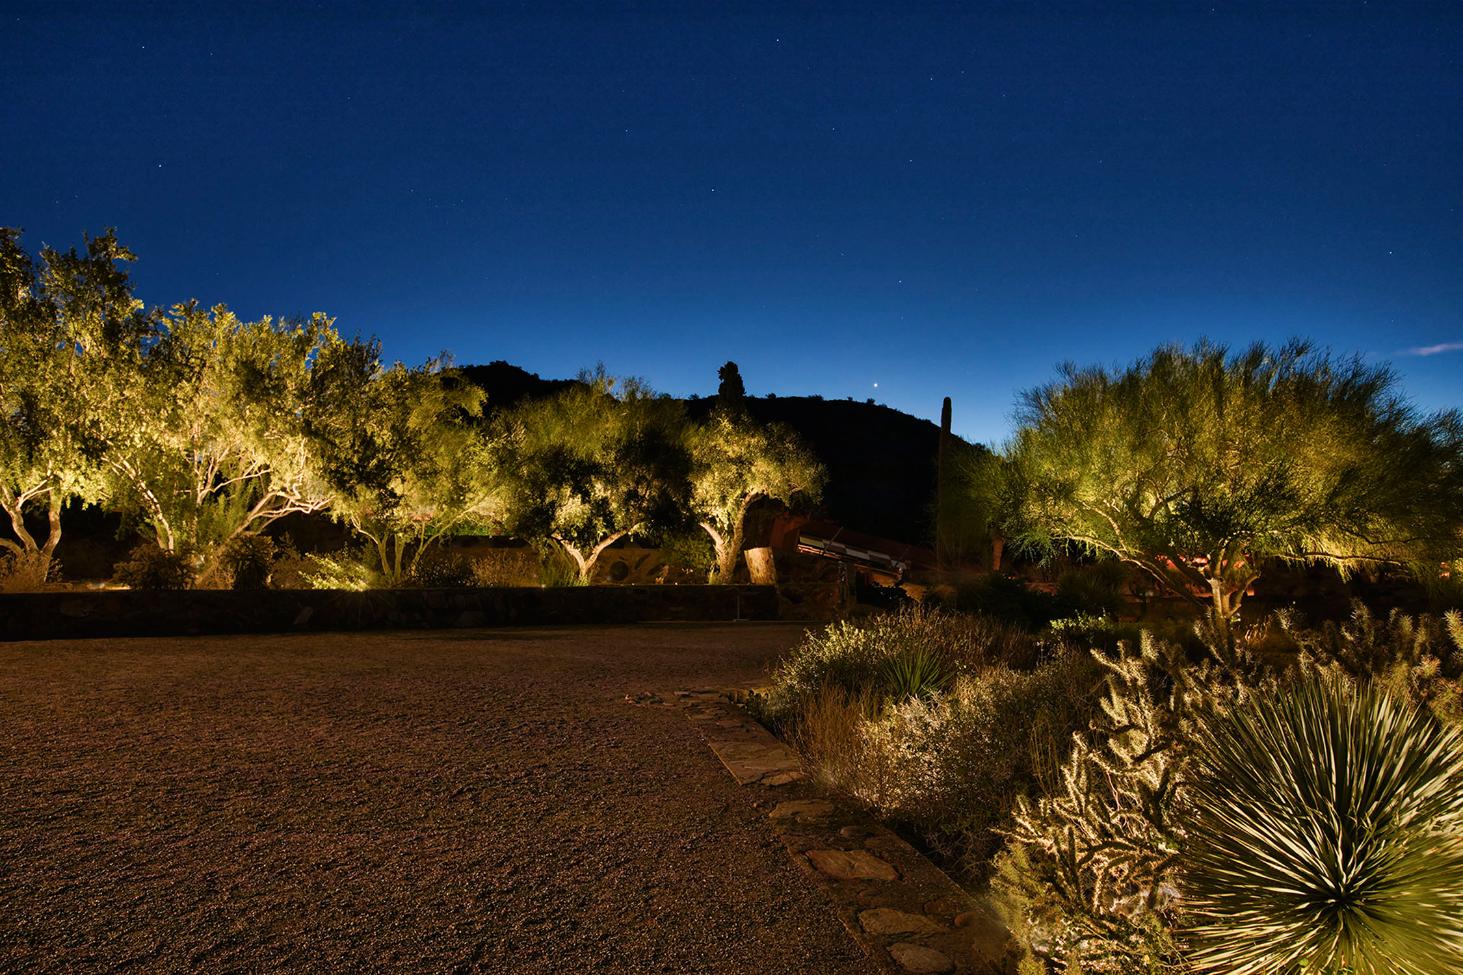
(858, 908), (946, 936)
(806, 849), (899, 881)
(768, 800), (834, 822)
(761, 770), (805, 786)
(888, 942), (954, 974)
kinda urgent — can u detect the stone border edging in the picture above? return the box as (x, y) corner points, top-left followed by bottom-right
(642, 689), (1014, 975)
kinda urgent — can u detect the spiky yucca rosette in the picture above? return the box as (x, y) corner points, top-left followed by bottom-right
(1182, 672), (1463, 975)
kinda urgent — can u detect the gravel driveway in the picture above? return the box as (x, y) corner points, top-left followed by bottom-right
(0, 623), (881, 974)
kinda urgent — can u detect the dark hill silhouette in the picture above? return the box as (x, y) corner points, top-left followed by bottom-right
(459, 361), (978, 544)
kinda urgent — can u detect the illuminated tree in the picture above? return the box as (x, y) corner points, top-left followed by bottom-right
(1009, 341), (1463, 628)
(498, 370), (689, 583)
(686, 408), (824, 581)
(0, 228), (151, 586)
(307, 344), (503, 584)
(103, 302), (341, 581)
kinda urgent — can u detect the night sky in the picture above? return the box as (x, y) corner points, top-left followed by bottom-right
(6, 2), (1461, 445)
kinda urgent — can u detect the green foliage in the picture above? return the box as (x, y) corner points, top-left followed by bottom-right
(1182, 671), (1463, 975)
(219, 534), (277, 590)
(408, 548), (477, 588)
(685, 406), (824, 581)
(298, 550), (378, 591)
(878, 644), (954, 702)
(791, 649), (1103, 883)
(759, 607), (1039, 724)
(0, 228), (149, 578)
(950, 572), (1072, 630)
(113, 541), (195, 590)
(308, 347), (501, 584)
(1276, 602), (1463, 728)
(497, 368), (690, 583)
(102, 302), (342, 576)
(1009, 341), (1463, 625)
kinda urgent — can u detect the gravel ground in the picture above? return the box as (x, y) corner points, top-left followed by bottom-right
(0, 623), (881, 974)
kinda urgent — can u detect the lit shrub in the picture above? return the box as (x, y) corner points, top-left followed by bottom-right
(0, 550), (54, 593)
(1276, 602), (1463, 727)
(791, 649), (1103, 880)
(112, 542), (194, 590)
(219, 535), (277, 590)
(1181, 671), (1463, 974)
(758, 607), (1038, 724)
(298, 550), (378, 591)
(409, 548), (477, 588)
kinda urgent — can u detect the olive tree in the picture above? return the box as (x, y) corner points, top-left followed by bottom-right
(686, 408), (823, 582)
(1009, 341), (1463, 627)
(498, 370), (689, 584)
(103, 301), (341, 580)
(0, 228), (150, 586)
(307, 344), (503, 584)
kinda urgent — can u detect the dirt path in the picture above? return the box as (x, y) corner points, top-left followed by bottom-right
(0, 623), (881, 974)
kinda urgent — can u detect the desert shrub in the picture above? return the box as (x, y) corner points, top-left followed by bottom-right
(953, 572), (1074, 630)
(1181, 671), (1463, 974)
(468, 547), (543, 587)
(992, 633), (1266, 974)
(1046, 613), (1145, 653)
(113, 542), (194, 590)
(219, 535), (277, 590)
(757, 607), (1039, 724)
(537, 542), (586, 587)
(297, 550), (378, 591)
(791, 649), (1104, 881)
(409, 548), (477, 588)
(0, 550), (54, 592)
(1272, 602), (1463, 727)
(1055, 561), (1129, 619)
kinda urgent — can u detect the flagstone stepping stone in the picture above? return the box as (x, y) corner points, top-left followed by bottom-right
(706, 740), (801, 784)
(768, 799), (834, 822)
(888, 942), (954, 974)
(858, 908), (946, 936)
(806, 849), (899, 881)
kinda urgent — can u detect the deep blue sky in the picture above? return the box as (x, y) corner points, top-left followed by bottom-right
(5, 1), (1461, 445)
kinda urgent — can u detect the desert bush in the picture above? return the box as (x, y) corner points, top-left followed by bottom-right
(1274, 602), (1463, 727)
(112, 542), (194, 590)
(757, 607), (1039, 724)
(951, 572), (1072, 630)
(297, 550), (378, 591)
(468, 547), (543, 587)
(1181, 671), (1463, 974)
(219, 534), (277, 590)
(0, 550), (54, 592)
(409, 548), (477, 588)
(792, 649), (1103, 881)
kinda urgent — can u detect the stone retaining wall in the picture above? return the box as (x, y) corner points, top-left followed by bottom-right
(0, 585), (779, 642)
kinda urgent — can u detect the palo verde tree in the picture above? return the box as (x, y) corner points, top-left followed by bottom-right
(685, 408), (824, 582)
(103, 301), (343, 580)
(498, 369), (690, 584)
(306, 343), (503, 585)
(0, 228), (152, 587)
(1008, 340), (1463, 629)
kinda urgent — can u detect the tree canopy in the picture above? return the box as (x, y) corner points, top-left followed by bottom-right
(497, 370), (690, 583)
(101, 302), (342, 580)
(308, 344), (501, 584)
(0, 228), (150, 584)
(1008, 340), (1463, 624)
(686, 408), (824, 581)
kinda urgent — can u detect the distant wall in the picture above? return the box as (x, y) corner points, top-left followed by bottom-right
(0, 585), (779, 643)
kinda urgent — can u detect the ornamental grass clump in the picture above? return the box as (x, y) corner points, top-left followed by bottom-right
(1182, 671), (1463, 975)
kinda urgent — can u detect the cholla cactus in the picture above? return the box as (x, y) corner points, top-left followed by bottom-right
(995, 634), (1216, 973)
(1182, 671), (1463, 975)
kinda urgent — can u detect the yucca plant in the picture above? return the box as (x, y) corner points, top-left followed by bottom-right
(879, 644), (953, 702)
(1182, 671), (1463, 975)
